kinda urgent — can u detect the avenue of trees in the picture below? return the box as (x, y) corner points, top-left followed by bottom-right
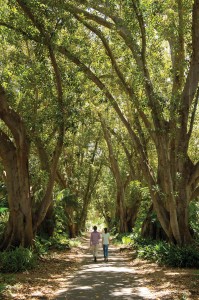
(0, 0), (199, 250)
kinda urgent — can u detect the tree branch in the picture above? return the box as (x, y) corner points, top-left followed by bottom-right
(0, 85), (29, 148)
(70, 11), (157, 143)
(188, 161), (199, 187)
(63, 2), (114, 29)
(180, 0), (199, 130)
(65, 1), (164, 129)
(16, 0), (49, 39)
(187, 87), (199, 139)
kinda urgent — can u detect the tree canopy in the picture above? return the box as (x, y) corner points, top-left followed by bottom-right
(0, 0), (199, 248)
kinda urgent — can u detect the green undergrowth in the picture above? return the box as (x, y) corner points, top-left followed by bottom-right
(34, 233), (70, 255)
(0, 232), (82, 273)
(34, 232), (81, 254)
(115, 233), (199, 268)
(0, 247), (37, 273)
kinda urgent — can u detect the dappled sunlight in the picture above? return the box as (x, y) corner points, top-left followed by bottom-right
(54, 244), (163, 299)
(53, 237), (198, 300)
(111, 286), (155, 299)
(74, 285), (93, 290)
(111, 287), (135, 297)
(4, 236), (198, 299)
(136, 287), (154, 299)
(163, 271), (186, 276)
(80, 264), (136, 274)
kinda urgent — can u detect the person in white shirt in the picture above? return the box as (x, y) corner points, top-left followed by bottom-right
(102, 228), (110, 262)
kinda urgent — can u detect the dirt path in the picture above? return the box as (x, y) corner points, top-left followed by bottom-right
(1, 235), (198, 300)
(52, 236), (199, 300)
(55, 244), (146, 299)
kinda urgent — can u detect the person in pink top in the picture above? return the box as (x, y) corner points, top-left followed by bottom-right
(90, 226), (100, 262)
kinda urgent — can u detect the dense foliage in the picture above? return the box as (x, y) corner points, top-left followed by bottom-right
(0, 247), (37, 273)
(0, 0), (198, 256)
(119, 233), (199, 268)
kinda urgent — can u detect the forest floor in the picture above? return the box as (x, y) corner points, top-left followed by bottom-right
(0, 235), (199, 300)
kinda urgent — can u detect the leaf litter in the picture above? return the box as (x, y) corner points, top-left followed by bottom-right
(0, 242), (198, 300)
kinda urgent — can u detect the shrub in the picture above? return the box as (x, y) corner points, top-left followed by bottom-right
(34, 232), (71, 254)
(34, 236), (51, 255)
(48, 233), (71, 250)
(114, 232), (199, 268)
(0, 247), (38, 273)
(122, 236), (134, 245)
(136, 239), (199, 268)
(112, 233), (134, 244)
(160, 244), (199, 268)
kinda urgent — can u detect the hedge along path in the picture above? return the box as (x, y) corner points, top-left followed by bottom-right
(53, 233), (197, 300)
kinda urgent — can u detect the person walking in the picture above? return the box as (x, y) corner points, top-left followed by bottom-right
(90, 225), (100, 262)
(102, 227), (110, 262)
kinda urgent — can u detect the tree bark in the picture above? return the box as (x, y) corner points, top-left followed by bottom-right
(3, 0), (199, 245)
(100, 117), (128, 233)
(78, 141), (102, 233)
(0, 86), (33, 249)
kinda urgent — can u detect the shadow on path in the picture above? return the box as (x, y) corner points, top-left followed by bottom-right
(54, 239), (155, 300)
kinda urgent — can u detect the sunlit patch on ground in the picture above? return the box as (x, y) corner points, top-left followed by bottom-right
(1, 237), (199, 300)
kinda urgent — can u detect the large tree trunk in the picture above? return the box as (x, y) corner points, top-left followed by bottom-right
(115, 184), (128, 233)
(68, 223), (78, 238)
(33, 137), (57, 238)
(0, 146), (33, 249)
(141, 205), (168, 241)
(144, 139), (195, 245)
(126, 196), (141, 233)
(0, 87), (33, 249)
(37, 201), (55, 238)
(63, 205), (78, 238)
(78, 200), (89, 233)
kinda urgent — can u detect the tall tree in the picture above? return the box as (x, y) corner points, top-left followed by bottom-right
(1, 0), (199, 245)
(60, 0), (199, 245)
(0, 86), (33, 249)
(0, 15), (65, 248)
